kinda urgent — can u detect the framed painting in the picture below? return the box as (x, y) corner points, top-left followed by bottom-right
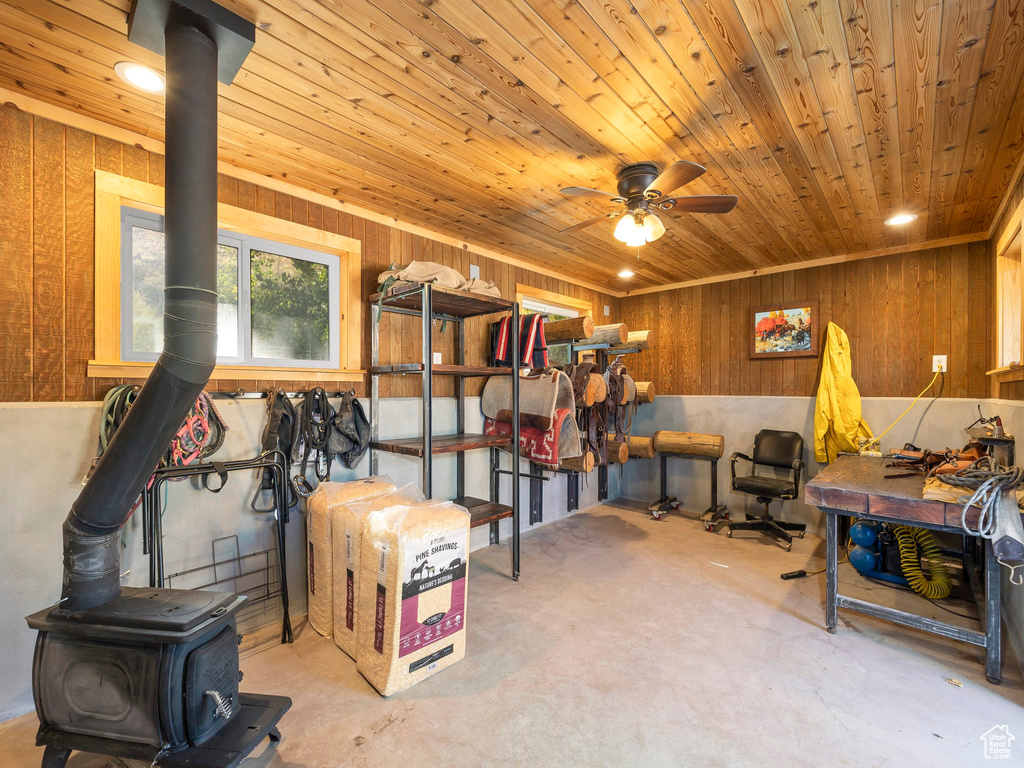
(750, 300), (820, 359)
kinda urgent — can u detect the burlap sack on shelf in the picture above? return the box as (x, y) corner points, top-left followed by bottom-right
(305, 476), (397, 638)
(355, 498), (471, 697)
(331, 485), (425, 658)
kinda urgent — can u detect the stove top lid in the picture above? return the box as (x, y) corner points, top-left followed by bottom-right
(41, 587), (242, 633)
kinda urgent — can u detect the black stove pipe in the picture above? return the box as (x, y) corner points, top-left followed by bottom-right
(61, 14), (219, 612)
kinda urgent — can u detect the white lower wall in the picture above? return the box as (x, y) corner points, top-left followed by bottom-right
(6, 390), (1019, 719)
(618, 394), (1024, 681)
(0, 396), (612, 721)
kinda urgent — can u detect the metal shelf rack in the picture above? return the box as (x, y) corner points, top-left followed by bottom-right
(561, 339), (643, 501)
(368, 282), (522, 580)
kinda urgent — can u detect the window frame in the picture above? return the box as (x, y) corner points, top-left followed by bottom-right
(515, 283), (594, 366)
(91, 170), (363, 383)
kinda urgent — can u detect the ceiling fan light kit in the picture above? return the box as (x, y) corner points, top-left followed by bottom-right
(558, 161), (738, 252)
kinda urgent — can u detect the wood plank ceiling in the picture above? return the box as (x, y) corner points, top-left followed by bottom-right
(0, 0), (1022, 290)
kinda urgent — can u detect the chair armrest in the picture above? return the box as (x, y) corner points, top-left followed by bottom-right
(792, 459), (805, 471)
(730, 452), (752, 483)
(791, 458), (804, 487)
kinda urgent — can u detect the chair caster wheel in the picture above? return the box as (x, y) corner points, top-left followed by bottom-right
(726, 528), (733, 538)
(785, 543), (792, 552)
(798, 531), (805, 539)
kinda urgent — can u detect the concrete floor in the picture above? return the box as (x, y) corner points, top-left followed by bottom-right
(3, 500), (1023, 767)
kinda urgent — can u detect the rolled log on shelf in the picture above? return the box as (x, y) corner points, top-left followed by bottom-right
(560, 451), (595, 473)
(544, 315), (594, 343)
(614, 434), (656, 459)
(589, 373), (607, 404)
(608, 441), (630, 465)
(651, 431), (724, 459)
(591, 323), (628, 346)
(609, 329), (655, 352)
(635, 381), (656, 404)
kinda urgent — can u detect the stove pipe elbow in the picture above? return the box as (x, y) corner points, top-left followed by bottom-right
(61, 18), (219, 612)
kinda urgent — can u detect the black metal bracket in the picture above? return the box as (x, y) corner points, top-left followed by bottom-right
(566, 471), (580, 512)
(128, 0), (255, 84)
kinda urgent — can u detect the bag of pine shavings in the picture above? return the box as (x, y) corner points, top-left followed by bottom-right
(356, 498), (470, 696)
(305, 476), (397, 638)
(330, 484), (425, 658)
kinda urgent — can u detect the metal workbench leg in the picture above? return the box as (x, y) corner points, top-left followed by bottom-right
(985, 538), (1003, 684)
(825, 511), (838, 633)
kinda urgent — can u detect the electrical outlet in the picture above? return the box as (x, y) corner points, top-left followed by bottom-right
(469, 264), (480, 279)
(932, 355), (948, 373)
(604, 304), (610, 316)
(433, 352), (442, 365)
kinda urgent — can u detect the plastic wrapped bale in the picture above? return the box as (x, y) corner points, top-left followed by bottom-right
(356, 499), (471, 696)
(331, 485), (425, 658)
(305, 476), (396, 638)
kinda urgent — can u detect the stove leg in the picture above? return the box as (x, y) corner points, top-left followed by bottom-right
(41, 745), (70, 768)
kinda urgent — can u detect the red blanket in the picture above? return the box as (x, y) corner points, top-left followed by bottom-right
(483, 408), (578, 468)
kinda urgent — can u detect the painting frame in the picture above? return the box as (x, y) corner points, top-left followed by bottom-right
(749, 300), (820, 360)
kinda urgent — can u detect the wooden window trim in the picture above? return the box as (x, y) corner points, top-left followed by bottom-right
(89, 170), (364, 383)
(992, 199), (1024, 378)
(514, 283), (593, 317)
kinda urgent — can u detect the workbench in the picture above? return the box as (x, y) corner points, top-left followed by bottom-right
(805, 455), (1008, 684)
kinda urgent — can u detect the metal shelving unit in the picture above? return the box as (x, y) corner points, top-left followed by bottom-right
(368, 282), (522, 580)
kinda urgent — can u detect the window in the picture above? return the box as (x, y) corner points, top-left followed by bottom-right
(997, 227), (1023, 368)
(120, 206), (340, 369)
(516, 284), (593, 367)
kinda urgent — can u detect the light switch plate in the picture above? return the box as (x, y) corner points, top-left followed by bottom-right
(433, 352), (443, 365)
(604, 305), (610, 316)
(469, 264), (480, 279)
(932, 355), (947, 373)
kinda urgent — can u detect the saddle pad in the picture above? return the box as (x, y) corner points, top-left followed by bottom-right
(481, 370), (574, 431)
(483, 408), (581, 468)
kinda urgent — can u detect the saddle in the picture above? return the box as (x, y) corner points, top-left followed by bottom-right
(563, 362), (605, 466)
(604, 357), (636, 455)
(887, 441), (986, 476)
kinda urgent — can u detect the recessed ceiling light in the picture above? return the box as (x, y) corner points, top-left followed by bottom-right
(114, 61), (165, 93)
(618, 269), (635, 279)
(885, 213), (918, 226)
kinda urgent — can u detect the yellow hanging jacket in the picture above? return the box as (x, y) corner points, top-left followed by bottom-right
(814, 322), (873, 463)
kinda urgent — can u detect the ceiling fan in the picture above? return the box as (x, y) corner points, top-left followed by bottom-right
(559, 161), (738, 246)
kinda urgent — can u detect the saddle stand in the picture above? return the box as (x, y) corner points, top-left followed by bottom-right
(647, 454), (729, 530)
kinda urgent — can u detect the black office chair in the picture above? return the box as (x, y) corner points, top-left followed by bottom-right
(727, 429), (806, 551)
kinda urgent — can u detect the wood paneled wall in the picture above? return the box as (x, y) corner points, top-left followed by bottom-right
(617, 244), (991, 400)
(0, 104), (617, 402)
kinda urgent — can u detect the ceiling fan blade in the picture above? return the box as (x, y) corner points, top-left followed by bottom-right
(645, 161), (706, 197)
(560, 186), (617, 200)
(558, 211), (621, 234)
(658, 195), (738, 214)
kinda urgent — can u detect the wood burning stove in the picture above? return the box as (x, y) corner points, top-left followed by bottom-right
(29, 588), (290, 767)
(25, 2), (291, 766)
